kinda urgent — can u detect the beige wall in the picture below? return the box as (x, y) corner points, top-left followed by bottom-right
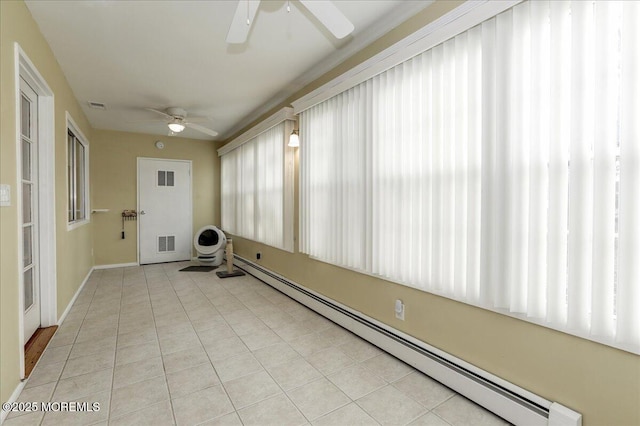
(90, 129), (221, 266)
(1, 0), (94, 404)
(223, 2), (640, 426)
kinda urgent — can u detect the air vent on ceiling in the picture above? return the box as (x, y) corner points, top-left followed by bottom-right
(88, 101), (107, 110)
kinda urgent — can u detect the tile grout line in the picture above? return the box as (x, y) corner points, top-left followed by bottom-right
(148, 264), (180, 426)
(34, 270), (99, 426)
(105, 266), (124, 425)
(171, 268), (224, 421)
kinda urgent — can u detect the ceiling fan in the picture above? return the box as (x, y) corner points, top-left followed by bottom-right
(144, 107), (219, 137)
(226, 0), (355, 44)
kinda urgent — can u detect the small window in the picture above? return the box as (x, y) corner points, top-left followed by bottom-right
(157, 170), (175, 187)
(67, 127), (89, 225)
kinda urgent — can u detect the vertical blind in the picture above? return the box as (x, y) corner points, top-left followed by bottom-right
(221, 122), (293, 251)
(299, 0), (639, 352)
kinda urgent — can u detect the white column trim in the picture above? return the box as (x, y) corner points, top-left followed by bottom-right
(217, 107), (296, 156)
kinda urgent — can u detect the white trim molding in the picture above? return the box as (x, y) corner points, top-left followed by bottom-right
(14, 43), (57, 383)
(93, 262), (139, 270)
(0, 381), (27, 424)
(66, 111), (91, 231)
(292, 0), (522, 114)
(218, 107), (296, 156)
(57, 266), (94, 325)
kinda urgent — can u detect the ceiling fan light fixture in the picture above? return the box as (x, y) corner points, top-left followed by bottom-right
(168, 121), (185, 133)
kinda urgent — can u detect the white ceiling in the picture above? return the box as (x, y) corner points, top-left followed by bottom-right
(25, 0), (431, 141)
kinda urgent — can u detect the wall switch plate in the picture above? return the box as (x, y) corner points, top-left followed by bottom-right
(395, 299), (405, 321)
(256, 252), (261, 260)
(0, 184), (10, 207)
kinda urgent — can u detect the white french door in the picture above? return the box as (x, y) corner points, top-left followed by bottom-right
(138, 158), (192, 264)
(20, 77), (40, 342)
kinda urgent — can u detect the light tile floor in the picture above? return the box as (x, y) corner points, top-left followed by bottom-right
(6, 262), (511, 426)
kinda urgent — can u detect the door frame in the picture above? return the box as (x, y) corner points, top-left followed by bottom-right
(136, 157), (193, 265)
(15, 44), (57, 377)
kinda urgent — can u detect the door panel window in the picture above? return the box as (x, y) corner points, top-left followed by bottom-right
(22, 139), (31, 181)
(22, 183), (31, 223)
(21, 95), (30, 138)
(23, 226), (32, 268)
(23, 268), (34, 310)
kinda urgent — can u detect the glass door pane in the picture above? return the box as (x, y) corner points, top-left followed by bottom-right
(21, 95), (30, 138)
(23, 226), (32, 268)
(22, 139), (31, 181)
(24, 268), (34, 311)
(22, 183), (32, 223)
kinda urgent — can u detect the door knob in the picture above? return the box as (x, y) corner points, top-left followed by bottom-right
(140, 210), (146, 215)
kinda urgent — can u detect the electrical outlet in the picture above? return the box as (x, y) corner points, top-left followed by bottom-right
(395, 299), (405, 320)
(256, 252), (261, 260)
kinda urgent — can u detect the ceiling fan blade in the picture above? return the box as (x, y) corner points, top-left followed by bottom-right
(126, 119), (167, 124)
(145, 108), (174, 119)
(184, 116), (214, 123)
(186, 122), (219, 137)
(298, 0), (354, 40)
(226, 0), (261, 44)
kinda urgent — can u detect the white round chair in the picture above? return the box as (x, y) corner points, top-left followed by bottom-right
(193, 225), (226, 266)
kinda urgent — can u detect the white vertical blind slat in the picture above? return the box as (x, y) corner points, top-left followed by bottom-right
(466, 24), (482, 303)
(567, 0), (594, 333)
(616, 0), (640, 348)
(479, 18), (497, 307)
(422, 51), (434, 290)
(453, 33), (469, 300)
(527, 0), (550, 319)
(442, 39), (456, 294)
(546, 0), (571, 327)
(590, 1), (620, 339)
(494, 10), (512, 310)
(240, 142), (255, 240)
(509, 3), (531, 313)
(432, 43), (444, 293)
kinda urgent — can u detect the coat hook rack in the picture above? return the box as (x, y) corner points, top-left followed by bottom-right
(121, 209), (137, 239)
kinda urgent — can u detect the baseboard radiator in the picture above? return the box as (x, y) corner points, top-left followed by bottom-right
(232, 255), (582, 426)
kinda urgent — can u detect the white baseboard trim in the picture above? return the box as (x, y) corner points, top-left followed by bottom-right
(233, 255), (582, 426)
(2, 267), (94, 424)
(2, 267), (92, 423)
(0, 383), (25, 424)
(93, 262), (138, 270)
(0, 381), (26, 424)
(57, 266), (94, 325)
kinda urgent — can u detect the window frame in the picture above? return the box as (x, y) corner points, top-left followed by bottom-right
(66, 113), (90, 230)
(219, 108), (295, 252)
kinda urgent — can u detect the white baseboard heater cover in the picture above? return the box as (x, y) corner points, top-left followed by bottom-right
(232, 255), (582, 426)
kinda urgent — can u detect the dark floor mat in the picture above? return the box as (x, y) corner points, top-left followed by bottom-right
(179, 265), (217, 272)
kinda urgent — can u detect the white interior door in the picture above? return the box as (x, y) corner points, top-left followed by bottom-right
(138, 158), (192, 264)
(20, 78), (40, 342)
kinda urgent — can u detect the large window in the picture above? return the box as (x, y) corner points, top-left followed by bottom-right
(221, 120), (294, 252)
(299, 0), (639, 353)
(67, 124), (89, 226)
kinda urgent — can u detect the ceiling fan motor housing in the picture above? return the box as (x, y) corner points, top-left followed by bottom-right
(166, 107), (187, 119)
